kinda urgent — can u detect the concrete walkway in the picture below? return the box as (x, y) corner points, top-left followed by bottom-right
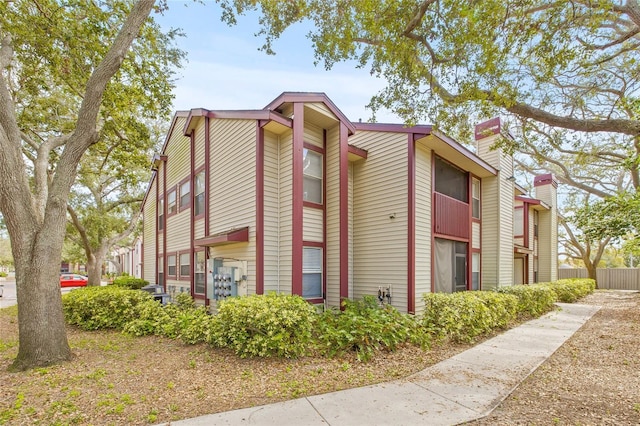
(161, 303), (600, 426)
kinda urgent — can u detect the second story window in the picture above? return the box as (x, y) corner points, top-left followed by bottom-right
(158, 199), (164, 230)
(303, 148), (323, 204)
(180, 180), (190, 210)
(167, 189), (177, 215)
(472, 178), (480, 219)
(194, 171), (205, 216)
(514, 207), (524, 236)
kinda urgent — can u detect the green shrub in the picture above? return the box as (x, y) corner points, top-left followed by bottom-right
(111, 276), (149, 290)
(316, 296), (430, 362)
(548, 278), (595, 302)
(62, 286), (153, 330)
(422, 291), (519, 343)
(497, 284), (557, 316)
(210, 293), (317, 358)
(0, 271), (7, 278)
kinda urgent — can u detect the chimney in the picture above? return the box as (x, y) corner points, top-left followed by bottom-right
(474, 118), (515, 289)
(534, 174), (558, 282)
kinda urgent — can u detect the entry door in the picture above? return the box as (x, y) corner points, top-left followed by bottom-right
(435, 238), (468, 293)
(514, 258), (525, 285)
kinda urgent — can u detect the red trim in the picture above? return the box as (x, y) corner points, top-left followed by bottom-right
(204, 117), (211, 237)
(194, 227), (250, 247)
(303, 201), (323, 209)
(354, 122), (433, 135)
(348, 144), (368, 159)
(292, 103), (305, 296)
(256, 123), (264, 295)
(430, 154), (435, 293)
(303, 142), (324, 153)
(533, 173), (557, 188)
(474, 117), (501, 140)
(322, 130), (327, 302)
(155, 167), (160, 284)
(303, 240), (324, 248)
(467, 175), (473, 290)
(340, 123), (349, 303)
(204, 117), (211, 305)
(163, 161), (167, 291)
(407, 135), (416, 314)
(190, 131), (195, 295)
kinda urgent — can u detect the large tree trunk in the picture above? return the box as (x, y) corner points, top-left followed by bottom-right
(86, 253), (101, 287)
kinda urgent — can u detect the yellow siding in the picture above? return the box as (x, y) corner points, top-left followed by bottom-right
(194, 219), (205, 240)
(263, 130), (281, 293)
(304, 122), (324, 148)
(325, 126), (340, 307)
(536, 185), (558, 281)
(472, 222), (481, 250)
(303, 207), (323, 242)
(348, 163), (354, 300)
(209, 118), (257, 293)
(414, 142), (432, 314)
(278, 131), (294, 294)
(163, 116), (191, 255)
(194, 120), (206, 168)
(143, 178), (157, 282)
(350, 131), (409, 313)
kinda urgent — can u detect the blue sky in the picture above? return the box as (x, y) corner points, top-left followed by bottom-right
(155, 1), (402, 123)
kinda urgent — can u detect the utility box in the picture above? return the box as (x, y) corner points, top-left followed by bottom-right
(209, 266), (237, 300)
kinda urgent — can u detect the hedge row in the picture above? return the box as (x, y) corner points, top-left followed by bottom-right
(62, 278), (595, 360)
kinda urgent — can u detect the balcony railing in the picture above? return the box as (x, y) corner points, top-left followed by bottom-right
(434, 192), (469, 239)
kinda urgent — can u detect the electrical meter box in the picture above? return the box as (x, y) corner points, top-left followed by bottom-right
(209, 265), (238, 300)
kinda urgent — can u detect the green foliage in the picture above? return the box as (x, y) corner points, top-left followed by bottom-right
(111, 276), (149, 290)
(62, 287), (153, 330)
(422, 291), (519, 343)
(572, 193), (640, 243)
(315, 296), (430, 362)
(0, 271), (7, 277)
(211, 293), (317, 358)
(497, 284), (557, 317)
(548, 279), (596, 303)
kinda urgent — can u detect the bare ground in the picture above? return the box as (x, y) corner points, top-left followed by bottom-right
(0, 290), (638, 425)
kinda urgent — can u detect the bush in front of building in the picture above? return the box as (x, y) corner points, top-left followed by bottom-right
(546, 278), (596, 302)
(210, 292), (317, 359)
(111, 276), (149, 290)
(315, 296), (431, 362)
(422, 291), (519, 343)
(497, 284), (558, 317)
(62, 286), (153, 330)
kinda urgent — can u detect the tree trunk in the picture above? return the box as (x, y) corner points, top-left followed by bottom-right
(584, 261), (598, 287)
(86, 253), (101, 287)
(10, 217), (71, 371)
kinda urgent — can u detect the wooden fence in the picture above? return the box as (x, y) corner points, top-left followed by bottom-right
(558, 268), (640, 291)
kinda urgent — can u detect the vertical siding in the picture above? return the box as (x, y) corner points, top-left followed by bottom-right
(143, 178), (157, 282)
(350, 131), (409, 313)
(414, 143), (432, 315)
(209, 118), (257, 293)
(263, 130), (282, 293)
(278, 131), (294, 294)
(325, 126), (340, 307)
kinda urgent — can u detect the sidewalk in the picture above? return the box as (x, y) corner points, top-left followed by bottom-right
(161, 302), (600, 426)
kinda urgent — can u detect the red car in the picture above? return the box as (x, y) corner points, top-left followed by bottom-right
(60, 274), (88, 288)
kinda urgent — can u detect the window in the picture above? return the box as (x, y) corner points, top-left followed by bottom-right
(303, 148), (323, 204)
(472, 253), (480, 290)
(194, 251), (205, 294)
(514, 207), (524, 236)
(167, 190), (177, 215)
(534, 210), (539, 237)
(180, 180), (190, 209)
(302, 247), (322, 298)
(167, 254), (176, 277)
(158, 256), (164, 286)
(194, 171), (205, 216)
(179, 252), (190, 278)
(158, 199), (164, 231)
(472, 178), (480, 219)
(435, 157), (468, 202)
